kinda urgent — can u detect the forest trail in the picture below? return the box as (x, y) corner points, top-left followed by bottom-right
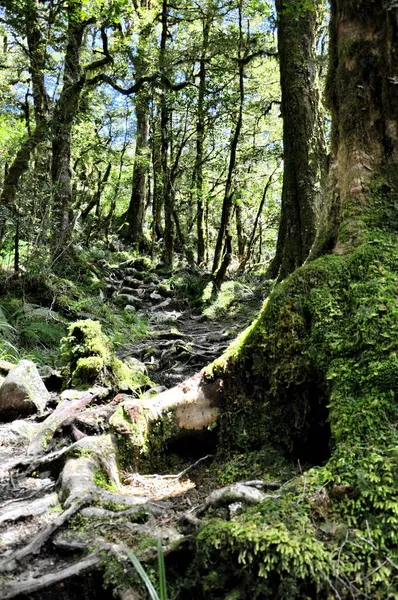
(0, 263), (266, 599)
(105, 259), (258, 386)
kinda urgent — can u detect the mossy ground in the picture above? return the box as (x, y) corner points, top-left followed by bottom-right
(0, 245), (148, 367)
(185, 228), (398, 599)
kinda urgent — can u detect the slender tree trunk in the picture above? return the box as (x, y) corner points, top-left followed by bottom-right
(51, 2), (86, 259)
(235, 199), (245, 259)
(239, 167), (278, 272)
(127, 6), (152, 246)
(268, 0), (326, 280)
(194, 19), (210, 266)
(128, 98), (149, 245)
(0, 0), (48, 243)
(212, 3), (244, 283)
(160, 0), (173, 269)
(151, 116), (164, 241)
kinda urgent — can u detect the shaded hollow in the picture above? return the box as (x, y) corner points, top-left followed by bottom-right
(166, 428), (219, 460)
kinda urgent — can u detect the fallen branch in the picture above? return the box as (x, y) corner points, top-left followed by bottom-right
(138, 454), (213, 480)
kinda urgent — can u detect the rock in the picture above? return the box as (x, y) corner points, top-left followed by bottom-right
(116, 294), (144, 309)
(122, 277), (141, 289)
(0, 360), (51, 416)
(123, 357), (147, 374)
(146, 274), (160, 284)
(10, 420), (40, 443)
(120, 286), (139, 295)
(150, 291), (163, 301)
(151, 298), (172, 311)
(124, 305), (136, 312)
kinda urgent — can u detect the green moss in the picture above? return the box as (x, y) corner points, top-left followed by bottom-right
(111, 403), (180, 469)
(73, 355), (104, 387)
(192, 202), (398, 598)
(60, 318), (153, 391)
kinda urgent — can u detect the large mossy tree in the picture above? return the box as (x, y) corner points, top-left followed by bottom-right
(187, 1), (398, 598)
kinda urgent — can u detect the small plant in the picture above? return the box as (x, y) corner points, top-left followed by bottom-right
(121, 538), (167, 600)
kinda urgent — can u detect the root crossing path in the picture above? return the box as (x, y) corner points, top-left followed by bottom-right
(0, 261), (265, 599)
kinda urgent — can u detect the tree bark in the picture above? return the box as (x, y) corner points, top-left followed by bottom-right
(51, 1), (86, 259)
(194, 19), (210, 266)
(268, 0), (326, 280)
(127, 5), (153, 246)
(212, 2), (244, 282)
(312, 0), (398, 255)
(0, 0), (49, 243)
(160, 0), (174, 269)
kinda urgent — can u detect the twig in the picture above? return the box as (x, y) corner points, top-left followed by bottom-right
(140, 454), (213, 480)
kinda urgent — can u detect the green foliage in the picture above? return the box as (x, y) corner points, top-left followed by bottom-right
(122, 539), (168, 600)
(0, 298), (67, 364)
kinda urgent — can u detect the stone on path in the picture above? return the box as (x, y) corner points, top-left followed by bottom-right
(0, 360), (50, 417)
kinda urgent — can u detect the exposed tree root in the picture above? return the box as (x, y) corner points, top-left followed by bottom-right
(114, 372), (222, 459)
(0, 552), (103, 599)
(0, 494), (92, 572)
(27, 387), (109, 456)
(0, 492), (59, 525)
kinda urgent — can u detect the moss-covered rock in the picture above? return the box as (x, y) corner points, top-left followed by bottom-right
(60, 319), (151, 392)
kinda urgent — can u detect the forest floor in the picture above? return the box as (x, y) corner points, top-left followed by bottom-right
(0, 255), (286, 599)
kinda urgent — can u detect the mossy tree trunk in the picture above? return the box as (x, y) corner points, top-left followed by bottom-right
(51, 1), (86, 259)
(195, 3), (398, 597)
(268, 0), (326, 280)
(313, 0), (398, 255)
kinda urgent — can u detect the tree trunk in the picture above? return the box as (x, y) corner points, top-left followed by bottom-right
(0, 0), (48, 243)
(212, 2), (244, 282)
(160, 0), (174, 269)
(313, 0), (398, 255)
(127, 7), (152, 246)
(51, 2), (85, 260)
(268, 0), (326, 280)
(151, 116), (164, 242)
(194, 19), (210, 266)
(128, 97), (149, 245)
(199, 4), (398, 597)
